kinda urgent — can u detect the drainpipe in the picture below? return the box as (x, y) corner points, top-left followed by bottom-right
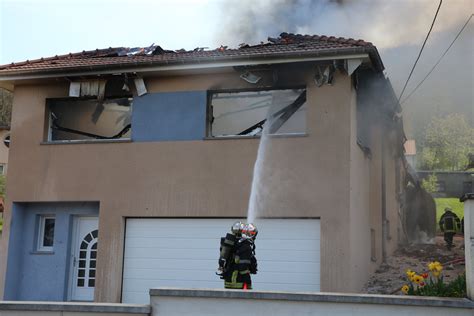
(381, 132), (388, 265)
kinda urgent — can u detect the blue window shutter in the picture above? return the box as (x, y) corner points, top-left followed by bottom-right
(132, 91), (207, 142)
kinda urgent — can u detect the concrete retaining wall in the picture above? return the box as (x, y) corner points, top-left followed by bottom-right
(150, 288), (474, 316)
(0, 301), (150, 316)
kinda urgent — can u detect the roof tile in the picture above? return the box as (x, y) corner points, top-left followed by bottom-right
(0, 32), (382, 75)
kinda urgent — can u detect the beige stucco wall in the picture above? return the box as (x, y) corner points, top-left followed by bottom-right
(348, 87), (373, 291)
(0, 65), (399, 301)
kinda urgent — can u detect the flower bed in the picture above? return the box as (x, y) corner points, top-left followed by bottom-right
(402, 261), (466, 297)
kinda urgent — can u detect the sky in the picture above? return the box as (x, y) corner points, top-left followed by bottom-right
(0, 0), (473, 139)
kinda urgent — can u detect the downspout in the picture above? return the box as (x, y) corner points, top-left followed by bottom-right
(381, 132), (388, 265)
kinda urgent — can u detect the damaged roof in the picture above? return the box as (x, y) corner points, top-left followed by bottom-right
(0, 33), (384, 78)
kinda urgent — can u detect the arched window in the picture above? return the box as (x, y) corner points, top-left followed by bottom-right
(77, 229), (98, 288)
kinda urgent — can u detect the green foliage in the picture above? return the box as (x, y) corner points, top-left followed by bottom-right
(0, 174), (6, 197)
(418, 114), (474, 171)
(411, 274), (466, 298)
(0, 88), (12, 126)
(420, 173), (438, 193)
(0, 174), (4, 233)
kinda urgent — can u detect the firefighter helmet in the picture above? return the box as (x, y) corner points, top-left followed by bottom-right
(231, 221), (244, 235)
(242, 223), (258, 240)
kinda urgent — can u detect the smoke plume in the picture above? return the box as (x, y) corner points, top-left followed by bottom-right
(215, 0), (473, 139)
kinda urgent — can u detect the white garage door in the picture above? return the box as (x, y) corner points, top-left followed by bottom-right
(122, 218), (320, 303)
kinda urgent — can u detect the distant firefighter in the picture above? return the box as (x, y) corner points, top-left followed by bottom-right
(216, 222), (258, 289)
(439, 208), (461, 250)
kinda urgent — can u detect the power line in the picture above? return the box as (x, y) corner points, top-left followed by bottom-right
(401, 14), (473, 105)
(397, 0), (443, 102)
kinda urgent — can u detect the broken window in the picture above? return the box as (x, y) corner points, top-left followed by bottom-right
(47, 98), (132, 141)
(208, 89), (307, 137)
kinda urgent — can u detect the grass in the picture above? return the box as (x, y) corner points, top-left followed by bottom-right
(435, 198), (464, 232)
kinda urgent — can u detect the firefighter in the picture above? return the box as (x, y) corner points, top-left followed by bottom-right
(439, 208), (461, 250)
(216, 221), (243, 277)
(223, 223), (258, 289)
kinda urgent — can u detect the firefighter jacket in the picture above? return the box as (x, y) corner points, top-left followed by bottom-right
(224, 238), (257, 289)
(439, 211), (461, 233)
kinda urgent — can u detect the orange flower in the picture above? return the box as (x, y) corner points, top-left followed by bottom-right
(421, 273), (429, 279)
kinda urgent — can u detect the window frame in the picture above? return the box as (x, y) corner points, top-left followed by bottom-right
(206, 86), (307, 139)
(37, 215), (55, 252)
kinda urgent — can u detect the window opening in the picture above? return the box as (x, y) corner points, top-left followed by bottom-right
(47, 98), (132, 141)
(38, 215), (55, 251)
(209, 89), (307, 137)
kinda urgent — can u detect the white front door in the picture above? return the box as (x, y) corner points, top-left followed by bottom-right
(69, 217), (99, 301)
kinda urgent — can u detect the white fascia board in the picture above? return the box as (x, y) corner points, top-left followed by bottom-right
(0, 54), (369, 81)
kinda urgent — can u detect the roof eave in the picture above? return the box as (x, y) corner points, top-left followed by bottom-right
(0, 46), (383, 82)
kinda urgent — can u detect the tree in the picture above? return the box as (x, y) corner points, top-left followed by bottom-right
(418, 114), (474, 171)
(0, 88), (12, 126)
(421, 173), (438, 194)
(0, 175), (4, 233)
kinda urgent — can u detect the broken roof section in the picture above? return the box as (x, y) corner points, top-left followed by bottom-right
(0, 33), (384, 79)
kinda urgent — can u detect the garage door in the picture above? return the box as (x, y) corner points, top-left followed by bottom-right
(122, 218), (320, 303)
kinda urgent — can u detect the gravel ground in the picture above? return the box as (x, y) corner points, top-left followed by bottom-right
(362, 235), (466, 295)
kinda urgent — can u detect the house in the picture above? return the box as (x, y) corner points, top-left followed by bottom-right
(0, 33), (406, 304)
(404, 139), (416, 169)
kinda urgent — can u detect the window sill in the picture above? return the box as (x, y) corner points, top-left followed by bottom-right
(41, 138), (132, 145)
(30, 250), (55, 255)
(204, 133), (308, 140)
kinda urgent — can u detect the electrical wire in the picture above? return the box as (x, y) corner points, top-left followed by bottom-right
(401, 14), (473, 105)
(397, 0), (443, 102)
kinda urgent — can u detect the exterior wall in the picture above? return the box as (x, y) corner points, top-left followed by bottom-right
(418, 171), (473, 198)
(0, 129), (9, 174)
(4, 202), (98, 301)
(384, 140), (401, 256)
(463, 197), (474, 299)
(0, 66), (388, 301)
(368, 125), (383, 264)
(348, 87), (373, 291)
(0, 301), (150, 316)
(132, 91), (207, 141)
(152, 297), (472, 316)
(150, 289), (474, 316)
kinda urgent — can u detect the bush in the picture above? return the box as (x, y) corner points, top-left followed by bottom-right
(421, 173), (437, 194)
